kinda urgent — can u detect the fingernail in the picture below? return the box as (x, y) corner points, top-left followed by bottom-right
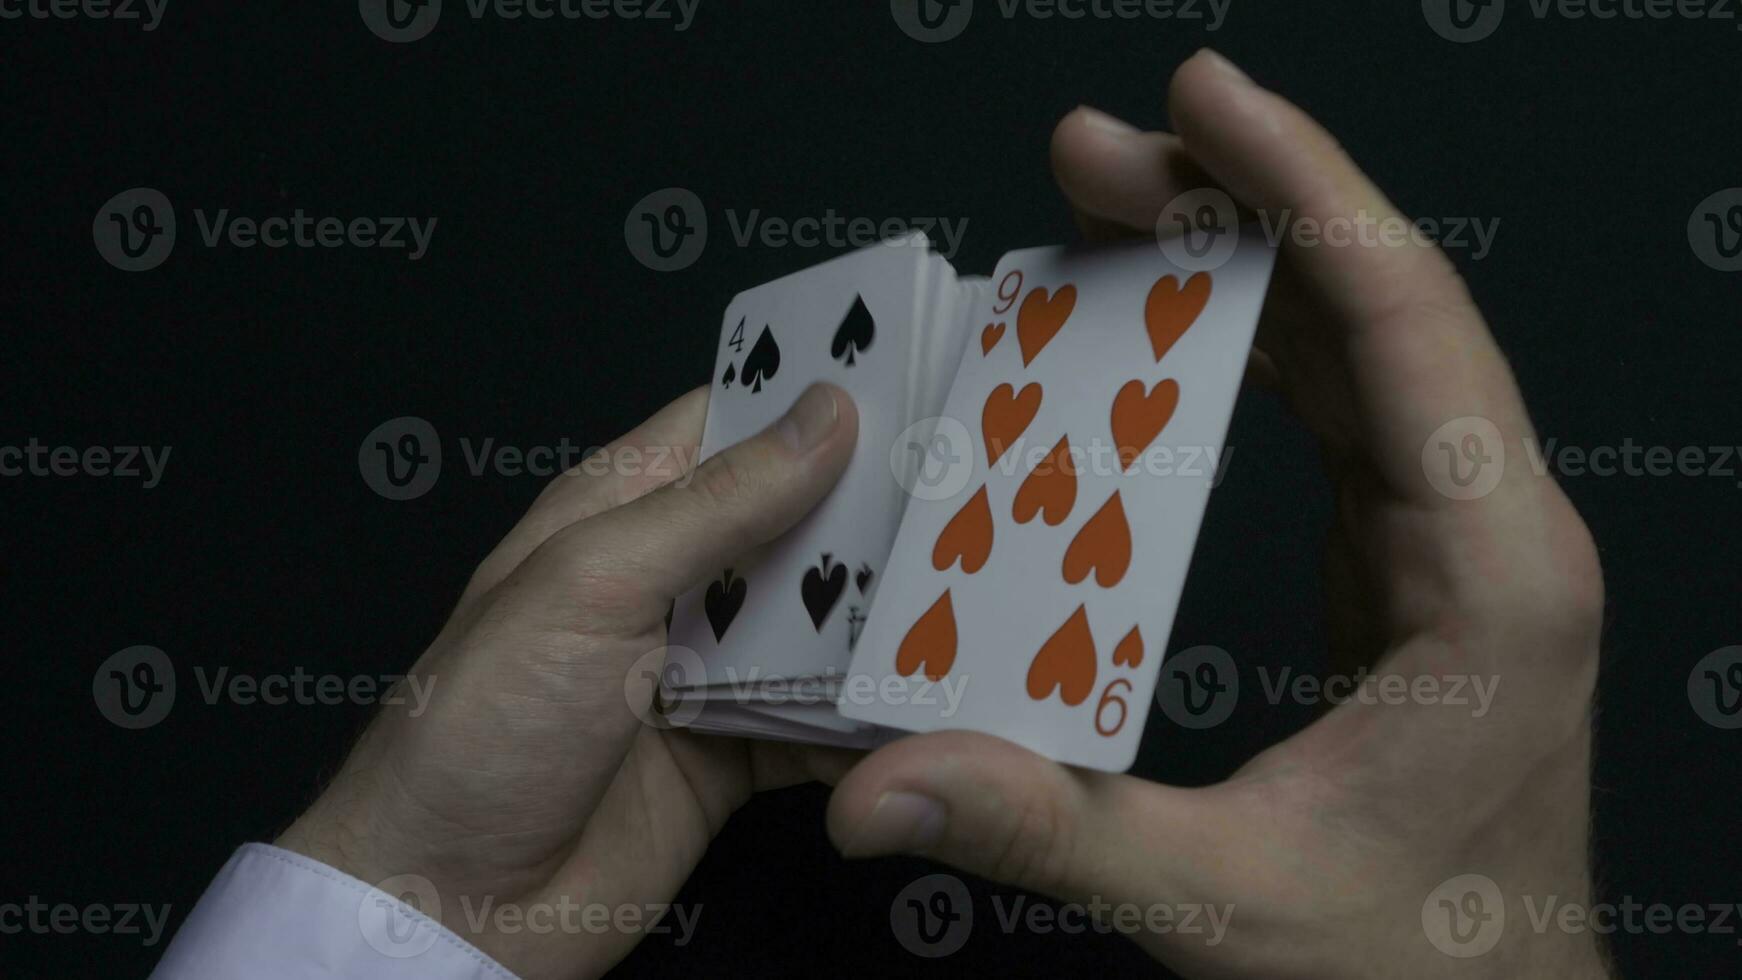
(1076, 105), (1138, 135)
(1197, 48), (1252, 84)
(776, 384), (840, 453)
(841, 791), (946, 858)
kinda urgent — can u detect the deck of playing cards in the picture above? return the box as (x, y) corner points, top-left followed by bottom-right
(660, 230), (1277, 771)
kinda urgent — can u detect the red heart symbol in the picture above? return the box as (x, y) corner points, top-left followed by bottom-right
(980, 322), (1006, 355)
(981, 381), (1043, 466)
(896, 589), (957, 682)
(1012, 435), (1077, 527)
(1017, 284), (1076, 367)
(1112, 626), (1144, 668)
(1062, 491), (1132, 588)
(1026, 605), (1097, 706)
(1110, 378), (1179, 471)
(932, 485), (993, 574)
(1144, 272), (1212, 362)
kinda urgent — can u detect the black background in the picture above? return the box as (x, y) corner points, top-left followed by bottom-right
(5, 1), (1740, 977)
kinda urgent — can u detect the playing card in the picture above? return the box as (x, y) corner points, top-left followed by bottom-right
(667, 234), (965, 696)
(838, 229), (1277, 771)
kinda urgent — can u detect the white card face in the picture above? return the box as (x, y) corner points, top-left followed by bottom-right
(667, 237), (944, 690)
(839, 230), (1278, 771)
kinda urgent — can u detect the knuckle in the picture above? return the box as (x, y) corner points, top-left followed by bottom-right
(1454, 492), (1605, 664)
(1528, 499), (1607, 639)
(535, 454), (618, 512)
(985, 793), (1075, 893)
(1366, 253), (1481, 338)
(693, 450), (756, 509)
(507, 525), (656, 632)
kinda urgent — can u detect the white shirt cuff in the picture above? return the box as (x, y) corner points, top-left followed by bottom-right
(150, 842), (518, 980)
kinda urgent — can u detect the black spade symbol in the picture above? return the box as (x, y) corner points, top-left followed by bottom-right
(800, 554), (847, 631)
(855, 563), (875, 596)
(720, 361), (737, 389)
(704, 569), (747, 642)
(830, 295), (876, 367)
(740, 326), (782, 393)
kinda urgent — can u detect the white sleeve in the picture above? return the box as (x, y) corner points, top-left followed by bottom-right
(150, 843), (518, 980)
